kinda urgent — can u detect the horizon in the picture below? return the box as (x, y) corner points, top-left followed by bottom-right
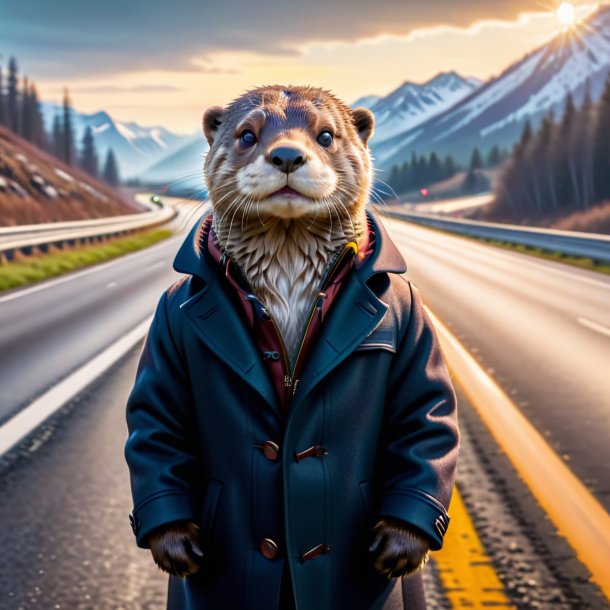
(1, 1), (604, 134)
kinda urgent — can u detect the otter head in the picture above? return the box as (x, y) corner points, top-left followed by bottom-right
(202, 85), (374, 223)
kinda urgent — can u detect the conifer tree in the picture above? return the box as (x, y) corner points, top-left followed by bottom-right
(62, 87), (75, 165)
(80, 126), (99, 178)
(592, 74), (610, 203)
(102, 148), (120, 187)
(7, 57), (19, 133)
(0, 64), (5, 126)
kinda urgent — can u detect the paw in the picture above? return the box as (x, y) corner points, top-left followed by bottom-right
(367, 517), (431, 579)
(145, 520), (205, 578)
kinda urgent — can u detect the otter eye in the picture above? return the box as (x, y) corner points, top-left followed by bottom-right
(317, 130), (333, 148)
(239, 130), (257, 147)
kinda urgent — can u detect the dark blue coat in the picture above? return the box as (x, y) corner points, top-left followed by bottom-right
(124, 207), (460, 609)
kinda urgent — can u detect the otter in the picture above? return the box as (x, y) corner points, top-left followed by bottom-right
(202, 85), (374, 364)
(141, 85), (436, 607)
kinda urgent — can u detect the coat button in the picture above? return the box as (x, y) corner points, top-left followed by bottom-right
(260, 537), (279, 559)
(262, 440), (280, 461)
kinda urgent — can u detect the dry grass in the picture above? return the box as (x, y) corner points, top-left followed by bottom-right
(0, 125), (147, 226)
(550, 200), (610, 234)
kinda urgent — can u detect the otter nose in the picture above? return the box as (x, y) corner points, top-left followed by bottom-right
(268, 146), (306, 174)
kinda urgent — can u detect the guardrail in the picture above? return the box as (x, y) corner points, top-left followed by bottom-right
(0, 203), (177, 261)
(379, 207), (610, 265)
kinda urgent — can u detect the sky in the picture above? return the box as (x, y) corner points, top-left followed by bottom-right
(0, 0), (602, 134)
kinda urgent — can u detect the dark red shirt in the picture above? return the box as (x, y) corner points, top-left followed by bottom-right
(199, 213), (376, 413)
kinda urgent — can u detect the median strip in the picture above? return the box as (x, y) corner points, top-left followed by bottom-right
(425, 305), (610, 601)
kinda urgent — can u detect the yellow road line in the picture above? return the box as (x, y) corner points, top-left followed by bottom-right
(425, 305), (610, 601)
(432, 485), (514, 609)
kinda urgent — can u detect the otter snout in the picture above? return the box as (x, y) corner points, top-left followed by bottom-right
(268, 146), (307, 174)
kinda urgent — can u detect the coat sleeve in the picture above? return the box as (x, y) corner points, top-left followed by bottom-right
(124, 289), (200, 549)
(377, 278), (460, 551)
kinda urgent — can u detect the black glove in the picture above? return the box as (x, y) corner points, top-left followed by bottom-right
(145, 520), (205, 578)
(367, 516), (431, 579)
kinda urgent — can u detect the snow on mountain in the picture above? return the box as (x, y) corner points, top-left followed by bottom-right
(40, 104), (193, 179)
(374, 5), (610, 169)
(139, 133), (209, 194)
(361, 71), (481, 146)
(351, 94), (382, 109)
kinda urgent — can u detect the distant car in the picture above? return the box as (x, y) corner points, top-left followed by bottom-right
(150, 195), (163, 207)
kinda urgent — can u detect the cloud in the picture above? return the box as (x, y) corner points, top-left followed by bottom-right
(68, 84), (183, 93)
(0, 0), (542, 80)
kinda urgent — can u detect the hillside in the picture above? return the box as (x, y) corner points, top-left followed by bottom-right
(0, 126), (146, 226)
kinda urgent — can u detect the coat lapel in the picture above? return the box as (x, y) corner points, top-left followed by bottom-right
(179, 267), (281, 413)
(290, 269), (389, 412)
(172, 207), (407, 419)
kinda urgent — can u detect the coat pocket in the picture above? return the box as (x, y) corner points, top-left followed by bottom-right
(354, 325), (396, 353)
(200, 478), (223, 544)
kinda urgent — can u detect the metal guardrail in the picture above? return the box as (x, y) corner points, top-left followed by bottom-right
(0, 203), (177, 261)
(379, 208), (610, 265)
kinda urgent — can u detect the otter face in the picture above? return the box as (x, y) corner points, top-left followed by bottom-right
(202, 86), (374, 221)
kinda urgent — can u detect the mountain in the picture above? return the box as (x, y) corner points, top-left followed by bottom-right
(41, 104), (193, 179)
(351, 94), (382, 109)
(363, 72), (481, 147)
(374, 5), (610, 169)
(139, 133), (209, 195)
(0, 125), (144, 226)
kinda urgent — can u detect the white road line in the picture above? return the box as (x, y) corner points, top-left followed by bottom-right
(578, 317), (610, 338)
(0, 316), (153, 457)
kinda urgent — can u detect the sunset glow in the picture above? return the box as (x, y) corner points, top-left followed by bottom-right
(556, 2), (576, 27)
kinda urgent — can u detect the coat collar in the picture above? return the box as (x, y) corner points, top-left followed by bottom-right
(172, 206), (407, 284)
(172, 205), (407, 419)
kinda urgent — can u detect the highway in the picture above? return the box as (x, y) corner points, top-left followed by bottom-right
(0, 202), (609, 609)
(380, 215), (610, 513)
(0, 199), (206, 425)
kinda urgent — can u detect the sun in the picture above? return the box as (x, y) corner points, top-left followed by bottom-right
(556, 2), (576, 27)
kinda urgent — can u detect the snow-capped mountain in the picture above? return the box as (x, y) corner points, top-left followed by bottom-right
(374, 5), (610, 169)
(41, 104), (193, 179)
(351, 94), (382, 110)
(140, 133), (209, 194)
(361, 72), (481, 146)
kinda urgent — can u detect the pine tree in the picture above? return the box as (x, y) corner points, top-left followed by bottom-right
(102, 148), (120, 187)
(555, 93), (578, 209)
(28, 84), (48, 150)
(443, 154), (457, 179)
(62, 87), (75, 165)
(469, 147), (483, 171)
(592, 74), (610, 203)
(487, 145), (501, 167)
(20, 75), (32, 141)
(428, 152), (442, 183)
(7, 57), (19, 133)
(80, 126), (99, 177)
(52, 114), (64, 159)
(0, 64), (5, 126)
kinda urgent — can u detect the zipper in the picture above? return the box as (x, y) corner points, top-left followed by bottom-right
(285, 241), (359, 404)
(255, 240), (358, 410)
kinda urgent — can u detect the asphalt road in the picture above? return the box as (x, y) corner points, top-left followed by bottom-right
(381, 214), (610, 512)
(0, 200), (208, 426)
(1, 205), (609, 608)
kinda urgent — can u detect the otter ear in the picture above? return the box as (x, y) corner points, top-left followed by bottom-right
(202, 106), (225, 146)
(352, 107), (375, 146)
